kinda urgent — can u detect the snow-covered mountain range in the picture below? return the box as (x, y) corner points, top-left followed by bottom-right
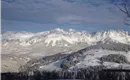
(1, 29), (130, 72)
(2, 28), (130, 47)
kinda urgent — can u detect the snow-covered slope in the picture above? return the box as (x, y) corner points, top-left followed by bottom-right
(19, 43), (130, 72)
(2, 29), (130, 47)
(20, 49), (130, 71)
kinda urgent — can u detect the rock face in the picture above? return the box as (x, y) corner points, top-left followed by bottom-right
(1, 29), (130, 72)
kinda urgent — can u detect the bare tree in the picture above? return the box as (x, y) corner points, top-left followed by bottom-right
(116, 0), (130, 25)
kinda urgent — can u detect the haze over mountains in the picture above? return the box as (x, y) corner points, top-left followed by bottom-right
(1, 28), (130, 72)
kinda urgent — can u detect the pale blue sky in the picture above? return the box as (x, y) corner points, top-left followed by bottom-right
(1, 0), (130, 32)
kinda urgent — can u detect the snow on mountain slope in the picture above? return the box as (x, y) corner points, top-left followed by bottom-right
(92, 30), (130, 44)
(20, 43), (130, 72)
(2, 31), (34, 41)
(39, 60), (64, 71)
(2, 29), (130, 47)
(20, 49), (130, 72)
(68, 50), (130, 71)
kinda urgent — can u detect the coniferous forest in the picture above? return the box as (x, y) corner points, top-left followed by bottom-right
(1, 68), (130, 80)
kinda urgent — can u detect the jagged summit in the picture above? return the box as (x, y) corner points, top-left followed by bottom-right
(2, 29), (130, 47)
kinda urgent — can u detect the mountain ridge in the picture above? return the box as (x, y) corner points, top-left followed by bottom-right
(2, 28), (130, 47)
